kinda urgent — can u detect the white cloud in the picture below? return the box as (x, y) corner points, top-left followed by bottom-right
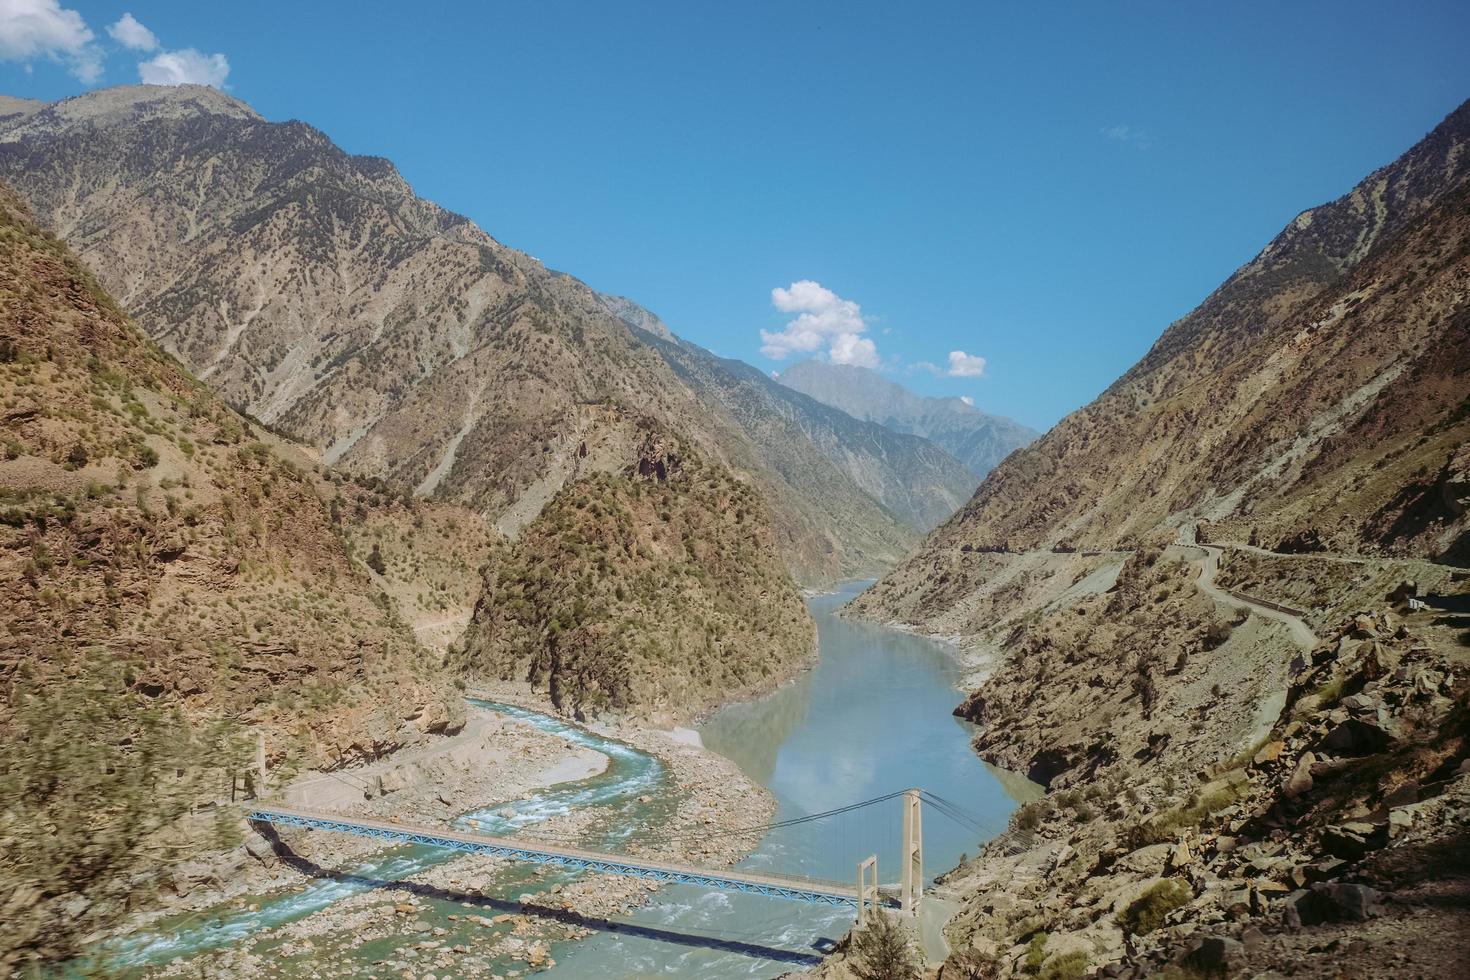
(829, 332), (879, 368)
(946, 350), (987, 378)
(760, 279), (878, 367)
(0, 0), (101, 81)
(139, 47), (229, 87)
(107, 12), (156, 51)
(1102, 124), (1153, 150)
(960, 395), (974, 406)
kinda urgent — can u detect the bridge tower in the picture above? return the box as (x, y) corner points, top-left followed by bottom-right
(856, 855), (880, 927)
(900, 788), (923, 915)
(255, 732), (267, 798)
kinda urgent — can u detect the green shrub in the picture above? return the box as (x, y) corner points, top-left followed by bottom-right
(1040, 950), (1089, 980)
(1118, 879), (1192, 935)
(1024, 932), (1049, 974)
(850, 912), (920, 980)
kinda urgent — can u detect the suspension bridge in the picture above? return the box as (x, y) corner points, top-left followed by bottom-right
(248, 788), (1031, 925)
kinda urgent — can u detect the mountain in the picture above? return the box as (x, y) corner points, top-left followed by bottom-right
(641, 332), (980, 533)
(831, 100), (1470, 979)
(0, 184), (459, 964)
(458, 419), (813, 722)
(0, 84), (927, 582)
(857, 97), (1470, 631)
(776, 360), (1038, 477)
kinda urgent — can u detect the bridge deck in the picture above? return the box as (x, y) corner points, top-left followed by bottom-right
(248, 805), (896, 909)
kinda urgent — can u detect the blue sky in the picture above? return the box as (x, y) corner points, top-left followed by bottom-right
(2, 2), (1468, 430)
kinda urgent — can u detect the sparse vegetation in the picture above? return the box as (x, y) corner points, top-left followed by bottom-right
(0, 184), (459, 968)
(1118, 879), (1192, 935)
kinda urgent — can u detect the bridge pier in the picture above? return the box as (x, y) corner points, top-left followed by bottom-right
(901, 787), (923, 915)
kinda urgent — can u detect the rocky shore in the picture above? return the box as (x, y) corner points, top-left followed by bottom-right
(98, 685), (774, 978)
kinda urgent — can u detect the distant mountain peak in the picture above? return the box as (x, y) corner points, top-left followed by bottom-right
(0, 85), (259, 142)
(775, 360), (1038, 478)
(595, 291), (675, 341)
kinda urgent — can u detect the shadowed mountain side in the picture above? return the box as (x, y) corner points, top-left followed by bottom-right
(855, 97), (1470, 633)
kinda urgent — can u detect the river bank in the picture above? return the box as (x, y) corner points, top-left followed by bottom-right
(92, 686), (774, 978)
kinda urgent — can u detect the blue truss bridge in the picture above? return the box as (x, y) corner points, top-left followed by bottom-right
(248, 790), (1024, 920)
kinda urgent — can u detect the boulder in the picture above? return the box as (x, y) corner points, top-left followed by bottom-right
(1180, 935), (1244, 973)
(1253, 741), (1285, 765)
(1117, 843), (1171, 875)
(1284, 753), (1315, 798)
(1321, 718), (1395, 755)
(243, 830), (277, 867)
(1168, 841), (1193, 873)
(1322, 822), (1387, 861)
(1288, 883), (1382, 926)
(1303, 858), (1348, 883)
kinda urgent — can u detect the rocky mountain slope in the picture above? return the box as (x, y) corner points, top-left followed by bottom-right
(776, 360), (1038, 478)
(0, 184), (460, 967)
(0, 84), (932, 582)
(457, 415), (813, 722)
(854, 97), (1470, 631)
(819, 99), (1470, 980)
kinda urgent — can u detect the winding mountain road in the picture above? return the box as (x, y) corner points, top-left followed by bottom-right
(1174, 542), (1318, 651)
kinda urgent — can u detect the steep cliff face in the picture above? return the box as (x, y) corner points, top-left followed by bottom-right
(458, 414), (814, 722)
(776, 360), (1038, 478)
(0, 84), (926, 583)
(0, 185), (459, 965)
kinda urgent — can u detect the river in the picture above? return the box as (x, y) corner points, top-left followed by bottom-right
(94, 582), (1033, 977)
(550, 583), (1037, 977)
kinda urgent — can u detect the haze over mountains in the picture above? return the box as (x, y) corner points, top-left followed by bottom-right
(776, 360), (1038, 478)
(0, 84), (983, 583)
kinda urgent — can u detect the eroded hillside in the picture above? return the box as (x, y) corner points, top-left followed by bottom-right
(854, 99), (1470, 630)
(0, 185), (460, 966)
